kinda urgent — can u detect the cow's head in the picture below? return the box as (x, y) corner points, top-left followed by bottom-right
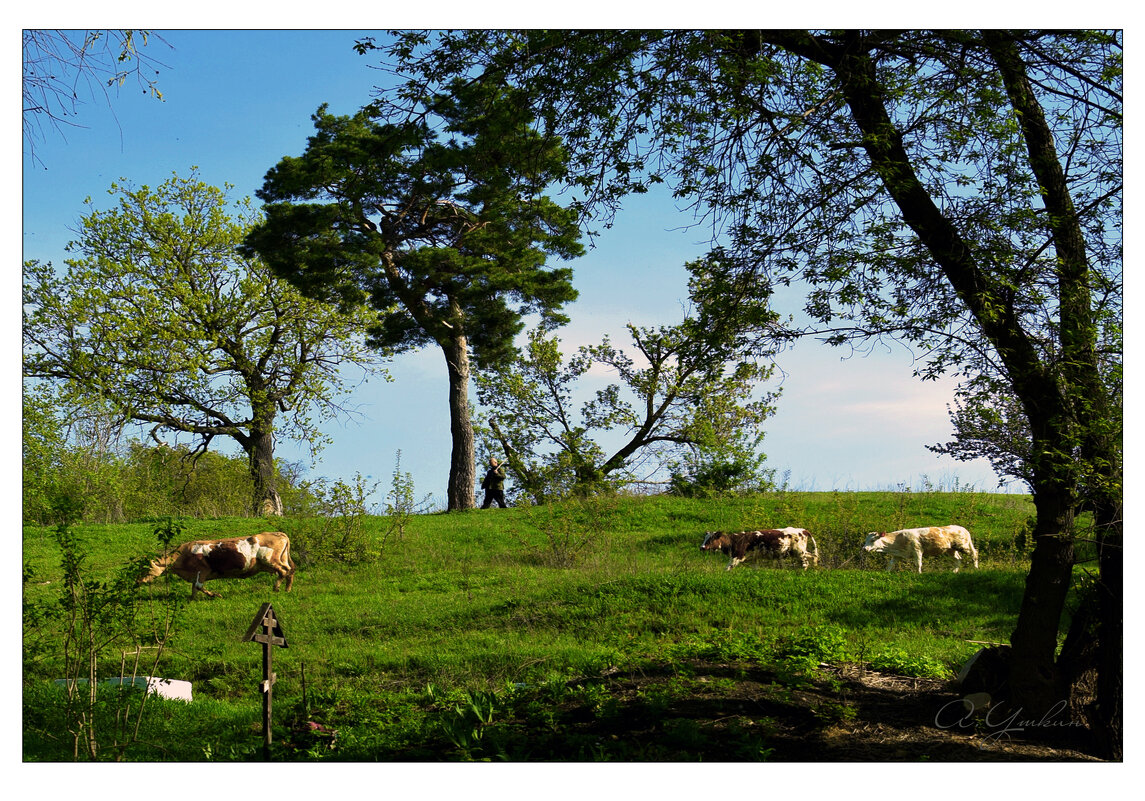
(137, 558), (165, 584)
(700, 531), (727, 551)
(862, 532), (888, 552)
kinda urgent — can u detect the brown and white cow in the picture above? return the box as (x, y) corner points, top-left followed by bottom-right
(140, 532), (295, 599)
(862, 525), (978, 573)
(700, 527), (819, 571)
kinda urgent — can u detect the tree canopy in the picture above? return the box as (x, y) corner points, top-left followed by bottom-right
(243, 78), (584, 510)
(477, 251), (779, 501)
(23, 170), (386, 515)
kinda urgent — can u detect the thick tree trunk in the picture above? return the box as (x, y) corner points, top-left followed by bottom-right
(1086, 493), (1123, 759)
(443, 334), (476, 511)
(248, 419), (282, 517)
(1007, 486), (1075, 718)
(983, 30), (1121, 755)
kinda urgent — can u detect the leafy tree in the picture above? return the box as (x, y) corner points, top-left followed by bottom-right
(23, 170), (387, 517)
(22, 29), (169, 167)
(373, 30), (1123, 754)
(28, 389), (132, 526)
(477, 252), (779, 502)
(666, 430), (773, 498)
(22, 385), (67, 523)
(929, 377), (1036, 488)
(243, 79), (584, 510)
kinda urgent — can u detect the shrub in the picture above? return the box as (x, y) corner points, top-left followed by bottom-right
(510, 495), (619, 568)
(868, 648), (952, 679)
(23, 506), (186, 760)
(777, 625), (850, 670)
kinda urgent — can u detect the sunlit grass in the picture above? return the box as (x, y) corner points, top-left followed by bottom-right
(24, 490), (1049, 759)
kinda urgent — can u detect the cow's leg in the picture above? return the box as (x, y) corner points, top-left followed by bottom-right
(192, 572), (220, 599)
(952, 551), (962, 573)
(189, 583), (219, 600)
(886, 557), (896, 572)
(914, 554), (923, 573)
(272, 567), (294, 592)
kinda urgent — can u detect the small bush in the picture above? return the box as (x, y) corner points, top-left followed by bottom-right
(868, 648), (952, 679)
(510, 495), (619, 568)
(777, 625), (850, 670)
(290, 472), (379, 564)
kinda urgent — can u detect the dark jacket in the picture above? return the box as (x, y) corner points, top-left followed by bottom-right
(482, 464), (506, 492)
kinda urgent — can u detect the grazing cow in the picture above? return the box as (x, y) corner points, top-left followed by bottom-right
(700, 527), (819, 571)
(140, 532), (295, 599)
(862, 525), (978, 573)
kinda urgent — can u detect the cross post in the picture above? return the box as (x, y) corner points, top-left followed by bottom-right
(242, 602), (289, 758)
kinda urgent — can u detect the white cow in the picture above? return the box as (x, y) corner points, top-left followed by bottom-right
(862, 525), (978, 573)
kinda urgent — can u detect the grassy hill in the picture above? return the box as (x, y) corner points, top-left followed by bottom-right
(27, 490), (1099, 761)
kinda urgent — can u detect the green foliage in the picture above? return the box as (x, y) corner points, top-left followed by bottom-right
(23, 681), (264, 762)
(381, 450), (434, 544)
(427, 685), (499, 760)
(477, 252), (781, 502)
(21, 427), (313, 524)
(289, 472), (380, 565)
(868, 648), (952, 679)
(22, 385), (66, 523)
(23, 491), (1041, 761)
(23, 169), (386, 515)
(667, 629), (774, 663)
(120, 443), (261, 520)
(778, 625), (851, 668)
(668, 431), (775, 498)
(24, 505), (185, 760)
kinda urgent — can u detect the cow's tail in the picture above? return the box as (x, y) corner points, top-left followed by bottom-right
(280, 535), (297, 585)
(281, 534), (295, 572)
(806, 534), (820, 567)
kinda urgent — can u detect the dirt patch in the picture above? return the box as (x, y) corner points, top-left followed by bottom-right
(555, 660), (1103, 762)
(809, 663), (1098, 761)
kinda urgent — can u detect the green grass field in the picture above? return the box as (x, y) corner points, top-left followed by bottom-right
(25, 490), (1073, 761)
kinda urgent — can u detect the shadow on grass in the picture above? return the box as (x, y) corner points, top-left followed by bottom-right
(425, 660), (1098, 762)
(821, 570), (1028, 634)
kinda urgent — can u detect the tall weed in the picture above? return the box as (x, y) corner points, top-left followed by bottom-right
(381, 450), (435, 545)
(291, 472), (379, 564)
(23, 504), (186, 760)
(509, 495), (619, 568)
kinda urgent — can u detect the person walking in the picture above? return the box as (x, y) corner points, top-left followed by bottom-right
(480, 457), (508, 508)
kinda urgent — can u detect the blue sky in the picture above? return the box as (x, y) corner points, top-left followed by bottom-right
(20, 28), (1018, 509)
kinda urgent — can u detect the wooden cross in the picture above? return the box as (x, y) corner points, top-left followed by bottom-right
(242, 603), (289, 757)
